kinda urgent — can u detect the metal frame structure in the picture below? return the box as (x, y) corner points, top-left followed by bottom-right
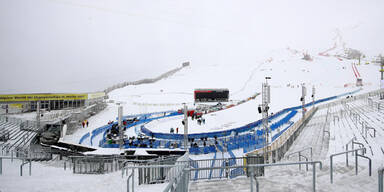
(189, 161), (322, 192)
(330, 148), (371, 183)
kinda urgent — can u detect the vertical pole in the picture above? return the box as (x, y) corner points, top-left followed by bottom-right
(312, 86), (315, 107)
(346, 145), (349, 167)
(183, 104), (189, 155)
(184, 168), (190, 192)
(299, 152), (301, 170)
(312, 163), (316, 192)
(381, 56), (384, 99)
(250, 167), (254, 192)
(29, 161), (31, 176)
(310, 148), (313, 161)
(355, 150), (358, 175)
(379, 169), (383, 192)
(132, 169), (135, 192)
(127, 176), (130, 192)
(118, 106), (123, 149)
(262, 78), (270, 164)
(330, 156), (333, 183)
(36, 101), (41, 130)
(0, 158), (2, 175)
(302, 84), (306, 118)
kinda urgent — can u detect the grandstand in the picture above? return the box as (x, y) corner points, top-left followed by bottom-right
(0, 116), (38, 151)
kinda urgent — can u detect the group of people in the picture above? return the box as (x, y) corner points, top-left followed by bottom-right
(189, 137), (211, 148)
(170, 127), (179, 134)
(81, 120), (89, 128)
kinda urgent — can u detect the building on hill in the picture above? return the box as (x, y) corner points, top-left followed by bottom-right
(0, 92), (106, 114)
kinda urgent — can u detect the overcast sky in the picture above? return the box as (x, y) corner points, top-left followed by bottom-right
(1, 0), (383, 94)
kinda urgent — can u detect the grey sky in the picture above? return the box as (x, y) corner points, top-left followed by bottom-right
(1, 0), (383, 94)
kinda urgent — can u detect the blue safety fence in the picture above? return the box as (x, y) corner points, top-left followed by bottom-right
(189, 159), (199, 180)
(87, 88), (361, 150)
(272, 121), (294, 141)
(91, 110), (181, 147)
(208, 152), (217, 179)
(101, 109), (293, 152)
(141, 88), (360, 141)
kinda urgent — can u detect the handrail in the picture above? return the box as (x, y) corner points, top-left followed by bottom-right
(20, 159), (31, 176)
(299, 154), (309, 171)
(330, 148), (371, 183)
(286, 147), (313, 161)
(189, 161), (322, 192)
(162, 167), (189, 192)
(365, 126), (376, 138)
(127, 170), (134, 192)
(352, 141), (366, 155)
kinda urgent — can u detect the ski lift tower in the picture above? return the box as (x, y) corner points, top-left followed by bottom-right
(259, 77), (271, 163)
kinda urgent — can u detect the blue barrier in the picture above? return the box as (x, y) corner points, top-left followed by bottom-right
(189, 159), (199, 180)
(140, 88), (360, 141)
(79, 132), (90, 144)
(208, 152), (217, 179)
(87, 88), (361, 151)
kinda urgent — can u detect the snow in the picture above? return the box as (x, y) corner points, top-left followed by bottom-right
(1, 0), (384, 191)
(0, 157), (166, 192)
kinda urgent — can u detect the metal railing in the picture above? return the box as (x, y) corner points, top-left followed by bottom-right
(0, 148), (53, 176)
(69, 155), (127, 174)
(189, 161), (322, 192)
(163, 167), (189, 192)
(285, 147), (313, 171)
(330, 148), (371, 183)
(122, 164), (187, 192)
(127, 170), (135, 192)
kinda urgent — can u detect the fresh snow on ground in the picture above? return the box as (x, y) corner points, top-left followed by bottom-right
(1, 0), (384, 191)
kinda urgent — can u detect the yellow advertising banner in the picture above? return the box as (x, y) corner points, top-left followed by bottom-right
(88, 92), (106, 99)
(0, 93), (88, 102)
(9, 103), (24, 109)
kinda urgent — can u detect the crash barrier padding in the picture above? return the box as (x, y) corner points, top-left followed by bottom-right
(95, 111), (181, 147)
(143, 109), (297, 141)
(93, 88), (361, 149)
(141, 88), (361, 141)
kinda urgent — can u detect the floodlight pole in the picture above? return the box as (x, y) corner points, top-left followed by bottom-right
(262, 77), (271, 164)
(380, 56), (384, 100)
(183, 103), (189, 156)
(302, 84), (306, 118)
(36, 101), (41, 130)
(312, 86), (315, 107)
(118, 105), (123, 149)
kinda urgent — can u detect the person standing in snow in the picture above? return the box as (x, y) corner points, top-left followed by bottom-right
(86, 120), (89, 127)
(82, 121), (85, 128)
